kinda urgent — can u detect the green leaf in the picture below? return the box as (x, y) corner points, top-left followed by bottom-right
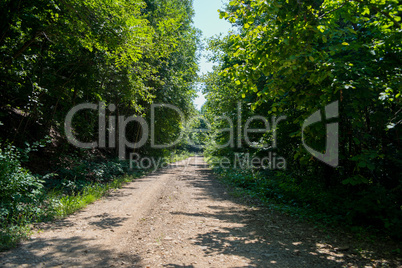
(362, 6), (370, 15)
(317, 25), (325, 33)
(358, 161), (367, 168)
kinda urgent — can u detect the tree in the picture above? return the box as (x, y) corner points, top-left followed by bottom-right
(203, 0), (402, 237)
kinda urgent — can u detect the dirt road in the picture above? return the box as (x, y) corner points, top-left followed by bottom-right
(0, 157), (399, 267)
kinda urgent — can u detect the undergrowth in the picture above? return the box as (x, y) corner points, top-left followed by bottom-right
(208, 160), (402, 251)
(0, 142), (193, 251)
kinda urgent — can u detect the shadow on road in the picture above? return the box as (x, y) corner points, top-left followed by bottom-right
(1, 157), (396, 268)
(164, 157), (381, 268)
(1, 236), (141, 267)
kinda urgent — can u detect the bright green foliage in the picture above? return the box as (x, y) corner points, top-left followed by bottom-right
(0, 0), (199, 148)
(203, 0), (401, 238)
(144, 0), (200, 152)
(0, 0), (200, 249)
(0, 143), (44, 225)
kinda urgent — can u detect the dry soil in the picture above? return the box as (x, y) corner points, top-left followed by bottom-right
(0, 157), (400, 267)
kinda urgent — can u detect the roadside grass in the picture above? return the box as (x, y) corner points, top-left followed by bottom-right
(206, 160), (401, 256)
(0, 224), (32, 251)
(0, 151), (194, 251)
(49, 173), (140, 218)
(0, 172), (143, 251)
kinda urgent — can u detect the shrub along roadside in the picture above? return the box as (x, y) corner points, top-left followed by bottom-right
(0, 142), (46, 250)
(0, 173), (141, 251)
(0, 142), (194, 251)
(207, 158), (402, 249)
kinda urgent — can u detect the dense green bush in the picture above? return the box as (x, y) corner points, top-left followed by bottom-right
(0, 143), (45, 225)
(57, 159), (128, 184)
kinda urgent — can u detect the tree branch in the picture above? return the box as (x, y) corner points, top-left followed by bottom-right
(319, 2), (348, 19)
(353, 0), (401, 29)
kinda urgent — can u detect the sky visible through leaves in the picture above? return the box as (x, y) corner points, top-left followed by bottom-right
(193, 0), (231, 110)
